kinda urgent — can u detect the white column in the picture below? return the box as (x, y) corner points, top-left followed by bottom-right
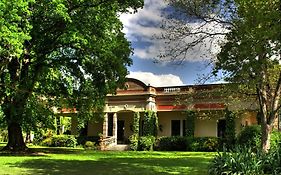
(102, 113), (108, 138)
(113, 113), (117, 145)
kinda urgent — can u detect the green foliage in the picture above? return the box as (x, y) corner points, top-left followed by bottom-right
(132, 112), (140, 136)
(213, 0), (281, 151)
(209, 146), (281, 175)
(0, 0), (33, 62)
(155, 136), (188, 151)
(0, 129), (8, 142)
(54, 116), (72, 135)
(185, 110), (195, 137)
(138, 136), (156, 151)
(84, 141), (94, 148)
(262, 145), (281, 175)
(224, 109), (236, 149)
(83, 141), (97, 150)
(0, 0), (144, 150)
(155, 136), (221, 152)
(33, 129), (54, 145)
(129, 134), (139, 151)
(237, 125), (281, 151)
(22, 95), (56, 134)
(208, 147), (264, 175)
(76, 136), (100, 146)
(41, 135), (77, 148)
(188, 137), (221, 152)
(143, 110), (158, 136)
(214, 0), (281, 85)
(163, 0), (280, 152)
(129, 112), (140, 151)
(270, 130), (281, 150)
(237, 125), (261, 149)
(41, 137), (52, 147)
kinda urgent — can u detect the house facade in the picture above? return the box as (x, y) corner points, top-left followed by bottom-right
(71, 78), (262, 148)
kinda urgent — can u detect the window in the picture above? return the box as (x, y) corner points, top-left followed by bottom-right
(171, 120), (181, 136)
(107, 113), (113, 136)
(217, 119), (226, 138)
(182, 120), (186, 136)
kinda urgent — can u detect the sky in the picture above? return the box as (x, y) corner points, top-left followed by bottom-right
(119, 0), (220, 87)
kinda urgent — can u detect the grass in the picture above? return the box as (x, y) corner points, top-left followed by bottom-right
(0, 142), (215, 175)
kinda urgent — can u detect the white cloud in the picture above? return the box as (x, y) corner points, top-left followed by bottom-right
(119, 0), (166, 42)
(210, 80), (228, 84)
(120, 0), (227, 62)
(127, 71), (184, 87)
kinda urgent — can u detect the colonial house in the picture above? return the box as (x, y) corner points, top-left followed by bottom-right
(68, 78), (279, 149)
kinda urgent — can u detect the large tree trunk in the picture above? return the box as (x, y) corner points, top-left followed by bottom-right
(261, 122), (272, 152)
(2, 122), (27, 151)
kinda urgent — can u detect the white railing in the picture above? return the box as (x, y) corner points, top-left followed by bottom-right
(100, 136), (116, 150)
(163, 87), (181, 93)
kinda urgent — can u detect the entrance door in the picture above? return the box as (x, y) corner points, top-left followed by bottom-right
(117, 120), (125, 143)
(217, 119), (226, 138)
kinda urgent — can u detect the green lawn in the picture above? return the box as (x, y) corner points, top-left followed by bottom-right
(0, 143), (215, 175)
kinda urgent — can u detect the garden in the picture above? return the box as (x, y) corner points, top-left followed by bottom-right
(127, 110), (281, 175)
(1, 110), (281, 175)
(0, 142), (214, 175)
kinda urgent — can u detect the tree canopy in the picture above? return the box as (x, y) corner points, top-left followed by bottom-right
(0, 0), (143, 151)
(215, 0), (280, 151)
(160, 0), (280, 151)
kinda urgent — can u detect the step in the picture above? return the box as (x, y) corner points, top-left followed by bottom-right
(106, 144), (130, 151)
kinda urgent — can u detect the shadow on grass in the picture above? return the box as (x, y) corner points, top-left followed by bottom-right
(10, 155), (211, 175)
(0, 146), (82, 157)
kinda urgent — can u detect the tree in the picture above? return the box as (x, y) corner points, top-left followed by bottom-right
(214, 0), (281, 152)
(185, 110), (195, 137)
(0, 0), (143, 151)
(159, 0), (280, 152)
(224, 108), (235, 149)
(0, 0), (33, 75)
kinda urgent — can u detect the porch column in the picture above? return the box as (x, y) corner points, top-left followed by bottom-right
(70, 115), (78, 135)
(113, 113), (117, 144)
(102, 113), (108, 138)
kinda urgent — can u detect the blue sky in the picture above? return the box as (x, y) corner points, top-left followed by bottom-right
(119, 0), (221, 86)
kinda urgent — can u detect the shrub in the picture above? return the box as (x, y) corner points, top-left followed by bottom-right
(237, 125), (281, 151)
(270, 130), (281, 150)
(52, 135), (77, 147)
(41, 137), (52, 146)
(209, 145), (281, 175)
(270, 145), (281, 174)
(84, 141), (97, 149)
(155, 136), (222, 152)
(132, 112), (140, 135)
(155, 136), (187, 151)
(237, 125), (261, 149)
(129, 134), (139, 151)
(262, 142), (281, 175)
(33, 129), (54, 145)
(185, 111), (195, 137)
(0, 129), (8, 142)
(208, 147), (264, 175)
(138, 136), (155, 151)
(187, 137), (221, 152)
(84, 141), (94, 148)
(224, 109), (236, 149)
(129, 112), (140, 151)
(143, 111), (158, 136)
(76, 136), (100, 145)
(41, 135), (77, 147)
